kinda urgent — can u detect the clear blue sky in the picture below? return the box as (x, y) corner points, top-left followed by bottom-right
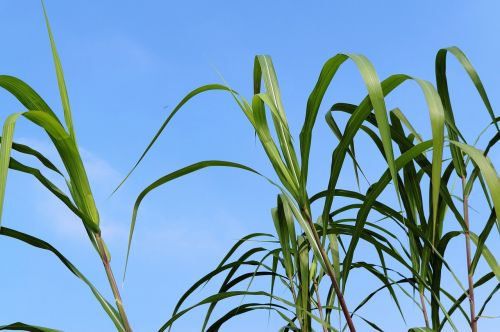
(0, 1), (498, 331)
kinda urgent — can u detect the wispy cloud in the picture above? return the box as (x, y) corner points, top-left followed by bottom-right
(15, 136), (124, 240)
(131, 210), (251, 263)
(70, 34), (160, 73)
(16, 136), (121, 190)
(34, 189), (85, 240)
(15, 137), (249, 264)
(79, 146), (121, 189)
(135, 222), (221, 258)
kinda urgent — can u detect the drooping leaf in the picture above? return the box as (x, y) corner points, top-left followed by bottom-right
(0, 322), (61, 332)
(0, 227), (125, 332)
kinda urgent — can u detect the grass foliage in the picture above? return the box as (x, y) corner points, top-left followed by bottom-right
(0, 3), (498, 332)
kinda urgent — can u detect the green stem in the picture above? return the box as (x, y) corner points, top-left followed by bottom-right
(96, 233), (133, 332)
(419, 290), (430, 328)
(461, 176), (477, 332)
(314, 279), (328, 332)
(303, 209), (356, 332)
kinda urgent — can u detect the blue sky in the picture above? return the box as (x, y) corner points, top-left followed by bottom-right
(0, 1), (498, 331)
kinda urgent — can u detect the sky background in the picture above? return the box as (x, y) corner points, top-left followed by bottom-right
(0, 1), (498, 331)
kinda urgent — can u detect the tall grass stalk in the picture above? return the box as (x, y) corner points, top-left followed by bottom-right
(0, 3), (133, 331)
(461, 176), (476, 332)
(96, 233), (133, 332)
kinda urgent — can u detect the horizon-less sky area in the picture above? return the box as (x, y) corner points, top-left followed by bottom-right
(0, 1), (498, 331)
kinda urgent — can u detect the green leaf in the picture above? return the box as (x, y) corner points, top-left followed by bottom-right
(41, 1), (75, 139)
(254, 56), (300, 184)
(470, 232), (500, 282)
(0, 112), (24, 227)
(0, 322), (61, 332)
(391, 108), (424, 143)
(160, 290), (338, 332)
(126, 160), (262, 278)
(251, 94), (299, 197)
(0, 110), (99, 233)
(9, 157), (81, 219)
(205, 303), (294, 332)
(470, 210), (497, 274)
(113, 84), (235, 194)
(3, 138), (64, 176)
(321, 74), (445, 247)
(272, 196), (295, 283)
(300, 54), (399, 206)
(342, 140), (433, 283)
(0, 227), (125, 332)
(450, 141), (500, 228)
(439, 272), (494, 330)
(0, 75), (60, 121)
(436, 47), (498, 131)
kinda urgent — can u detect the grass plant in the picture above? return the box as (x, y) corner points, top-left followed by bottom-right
(0, 3), (498, 332)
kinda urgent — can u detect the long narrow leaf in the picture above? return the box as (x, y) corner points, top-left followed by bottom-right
(0, 227), (125, 332)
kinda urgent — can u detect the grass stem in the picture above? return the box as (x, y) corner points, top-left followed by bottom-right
(314, 279), (328, 332)
(96, 233), (133, 332)
(419, 290), (430, 328)
(461, 176), (477, 332)
(303, 209), (356, 332)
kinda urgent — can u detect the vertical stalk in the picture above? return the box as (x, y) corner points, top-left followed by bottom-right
(289, 280), (298, 303)
(419, 290), (430, 328)
(96, 233), (133, 332)
(314, 279), (328, 332)
(303, 210), (356, 332)
(461, 176), (477, 332)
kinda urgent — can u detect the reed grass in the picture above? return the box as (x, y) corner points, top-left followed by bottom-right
(0, 3), (131, 331)
(123, 48), (499, 332)
(0, 2), (498, 332)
